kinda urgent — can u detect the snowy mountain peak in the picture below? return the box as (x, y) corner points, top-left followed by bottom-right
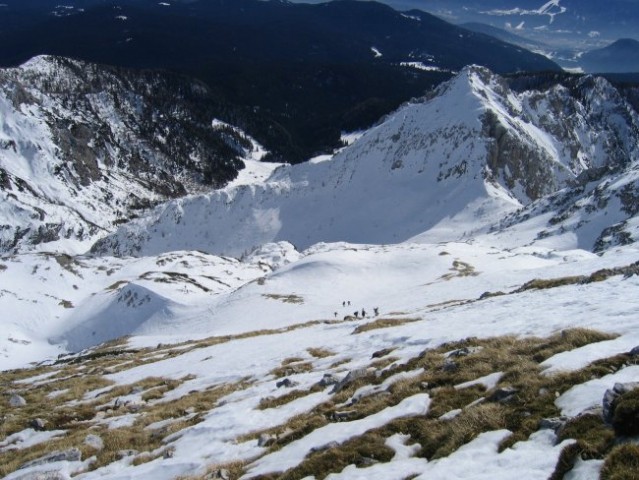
(91, 67), (639, 258)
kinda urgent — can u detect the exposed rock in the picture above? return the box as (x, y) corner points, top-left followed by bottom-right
(10, 394), (27, 407)
(116, 449), (139, 459)
(332, 410), (357, 422)
(206, 469), (230, 480)
(276, 378), (298, 389)
(310, 441), (340, 453)
(371, 348), (395, 359)
(19, 448), (81, 470)
(441, 359), (458, 372)
(84, 434), (104, 451)
(539, 417), (569, 431)
(629, 346), (639, 356)
(445, 346), (483, 358)
(29, 418), (46, 431)
(0, 56), (251, 253)
(603, 382), (639, 425)
(258, 433), (276, 447)
(331, 368), (375, 394)
(163, 447), (175, 459)
(317, 373), (340, 387)
(487, 387), (518, 403)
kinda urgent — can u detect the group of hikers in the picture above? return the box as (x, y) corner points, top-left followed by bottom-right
(334, 301), (379, 319)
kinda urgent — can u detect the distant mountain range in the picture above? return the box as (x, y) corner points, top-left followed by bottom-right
(0, 0), (559, 163)
(338, 0), (639, 50)
(580, 39), (639, 73)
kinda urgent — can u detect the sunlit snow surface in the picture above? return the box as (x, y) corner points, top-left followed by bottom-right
(3, 65), (639, 480)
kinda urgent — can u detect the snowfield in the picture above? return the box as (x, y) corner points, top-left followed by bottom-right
(2, 64), (639, 480)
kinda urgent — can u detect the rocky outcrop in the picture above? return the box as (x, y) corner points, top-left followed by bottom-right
(92, 67), (639, 258)
(0, 56), (260, 253)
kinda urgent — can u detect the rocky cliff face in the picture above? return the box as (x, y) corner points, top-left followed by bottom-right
(91, 66), (639, 257)
(0, 56), (258, 253)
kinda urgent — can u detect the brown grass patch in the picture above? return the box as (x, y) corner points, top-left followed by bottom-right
(277, 431), (394, 480)
(258, 386), (323, 410)
(600, 444), (639, 480)
(271, 361), (314, 379)
(307, 347), (335, 359)
(352, 317), (420, 334)
(262, 293), (304, 304)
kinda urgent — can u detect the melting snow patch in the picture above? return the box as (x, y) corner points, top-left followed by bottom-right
(541, 335), (639, 374)
(455, 371), (503, 390)
(0, 429), (66, 452)
(386, 433), (420, 460)
(411, 429), (569, 479)
(556, 365), (639, 417)
(348, 368), (424, 404)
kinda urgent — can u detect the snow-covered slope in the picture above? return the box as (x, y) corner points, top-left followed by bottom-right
(5, 61), (639, 480)
(0, 242), (299, 370)
(93, 67), (639, 258)
(0, 56), (261, 254)
(3, 236), (639, 480)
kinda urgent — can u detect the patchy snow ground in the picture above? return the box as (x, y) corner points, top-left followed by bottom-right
(3, 235), (638, 479)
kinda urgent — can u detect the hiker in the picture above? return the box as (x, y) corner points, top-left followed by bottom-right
(354, 311), (359, 318)
(334, 312), (338, 318)
(374, 307), (379, 316)
(361, 308), (366, 318)
(342, 301), (346, 307)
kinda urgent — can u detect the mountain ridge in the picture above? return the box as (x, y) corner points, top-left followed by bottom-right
(0, 0), (560, 163)
(91, 66), (639, 257)
(0, 55), (262, 253)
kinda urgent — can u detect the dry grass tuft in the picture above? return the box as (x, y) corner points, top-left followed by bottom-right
(177, 461), (246, 480)
(439, 260), (479, 280)
(270, 360), (314, 379)
(262, 293), (304, 304)
(277, 431), (394, 480)
(258, 387), (321, 410)
(307, 347), (335, 359)
(600, 444), (639, 480)
(352, 317), (420, 334)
